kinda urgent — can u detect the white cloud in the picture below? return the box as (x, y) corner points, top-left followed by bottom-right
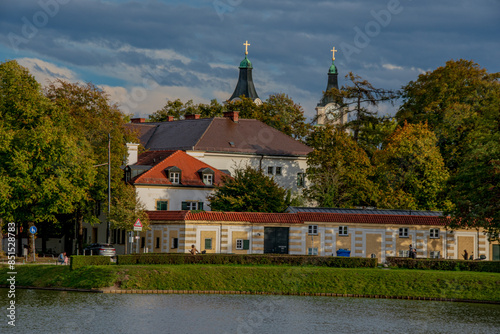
(17, 58), (79, 85)
(383, 64), (404, 71)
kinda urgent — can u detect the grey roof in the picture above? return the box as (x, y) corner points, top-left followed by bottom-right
(126, 117), (312, 156)
(286, 206), (443, 216)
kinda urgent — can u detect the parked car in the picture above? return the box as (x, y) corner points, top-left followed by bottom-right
(84, 243), (116, 257)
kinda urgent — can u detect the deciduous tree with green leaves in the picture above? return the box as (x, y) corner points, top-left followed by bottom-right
(372, 122), (450, 211)
(396, 59), (500, 172)
(208, 165), (289, 212)
(46, 80), (140, 252)
(305, 125), (376, 208)
(0, 61), (95, 255)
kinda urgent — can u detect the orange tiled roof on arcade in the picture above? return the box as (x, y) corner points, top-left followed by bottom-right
(147, 210), (448, 226)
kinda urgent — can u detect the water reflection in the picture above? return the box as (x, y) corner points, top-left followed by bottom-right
(0, 289), (499, 334)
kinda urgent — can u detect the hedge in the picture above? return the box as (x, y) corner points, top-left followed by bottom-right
(70, 255), (113, 270)
(117, 253), (378, 268)
(386, 257), (500, 272)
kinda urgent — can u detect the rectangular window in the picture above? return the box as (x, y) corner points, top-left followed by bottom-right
(308, 247), (318, 255)
(236, 239), (249, 250)
(156, 200), (168, 211)
(156, 237), (160, 249)
(430, 229), (440, 238)
(121, 230), (126, 245)
(275, 167), (282, 175)
(182, 201), (203, 210)
(267, 166), (274, 175)
(141, 237), (145, 249)
(205, 238), (212, 250)
(297, 173), (305, 187)
(339, 226), (348, 236)
(169, 172), (180, 184)
(430, 251), (440, 259)
(399, 250), (409, 257)
(203, 174), (213, 185)
(308, 225), (318, 235)
(399, 227), (409, 238)
(171, 238), (178, 249)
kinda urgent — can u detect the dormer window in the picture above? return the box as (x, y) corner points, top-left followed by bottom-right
(170, 172), (180, 184)
(203, 174), (213, 185)
(198, 167), (215, 186)
(165, 166), (182, 184)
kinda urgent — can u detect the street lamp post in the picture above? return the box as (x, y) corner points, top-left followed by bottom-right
(107, 133), (111, 244)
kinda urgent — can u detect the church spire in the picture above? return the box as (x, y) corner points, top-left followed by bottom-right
(229, 41), (261, 104)
(315, 46), (346, 126)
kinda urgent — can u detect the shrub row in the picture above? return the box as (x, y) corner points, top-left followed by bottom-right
(116, 253), (378, 268)
(386, 257), (500, 272)
(70, 255), (112, 270)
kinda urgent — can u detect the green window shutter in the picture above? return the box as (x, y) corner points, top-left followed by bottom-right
(198, 202), (204, 210)
(156, 201), (161, 210)
(205, 238), (212, 249)
(243, 239), (250, 250)
(181, 202), (189, 210)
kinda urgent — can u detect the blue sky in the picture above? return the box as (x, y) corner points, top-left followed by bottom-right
(1, 0), (498, 119)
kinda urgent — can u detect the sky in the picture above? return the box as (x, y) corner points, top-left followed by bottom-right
(1, 0), (499, 120)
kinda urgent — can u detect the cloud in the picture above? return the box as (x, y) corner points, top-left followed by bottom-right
(16, 58), (79, 85)
(383, 64), (403, 71)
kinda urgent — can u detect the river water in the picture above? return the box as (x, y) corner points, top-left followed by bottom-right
(0, 289), (499, 334)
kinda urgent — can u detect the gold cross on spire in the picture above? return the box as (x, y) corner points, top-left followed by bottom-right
(244, 40), (250, 55)
(331, 46), (337, 61)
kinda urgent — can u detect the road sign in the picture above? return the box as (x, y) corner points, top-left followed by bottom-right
(29, 226), (37, 234)
(133, 218), (143, 231)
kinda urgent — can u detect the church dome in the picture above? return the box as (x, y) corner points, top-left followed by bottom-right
(239, 55), (252, 69)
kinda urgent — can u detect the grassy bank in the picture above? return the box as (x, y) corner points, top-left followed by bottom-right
(1, 264), (499, 301)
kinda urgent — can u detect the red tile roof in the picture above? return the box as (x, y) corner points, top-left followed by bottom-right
(297, 213), (448, 226)
(131, 150), (228, 186)
(147, 211), (448, 226)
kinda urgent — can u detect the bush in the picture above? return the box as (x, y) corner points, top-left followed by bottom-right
(70, 255), (112, 270)
(116, 253), (378, 268)
(385, 257), (500, 272)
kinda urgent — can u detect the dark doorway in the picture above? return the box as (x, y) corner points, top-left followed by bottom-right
(264, 227), (289, 254)
(493, 244), (500, 261)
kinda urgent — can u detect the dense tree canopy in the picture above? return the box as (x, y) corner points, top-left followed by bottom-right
(305, 125), (375, 208)
(208, 165), (290, 212)
(372, 122), (450, 211)
(396, 59), (500, 172)
(0, 61), (94, 226)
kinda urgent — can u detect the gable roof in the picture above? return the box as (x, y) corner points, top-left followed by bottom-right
(125, 117), (312, 156)
(130, 150), (227, 186)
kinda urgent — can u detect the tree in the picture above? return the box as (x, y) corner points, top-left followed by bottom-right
(208, 165), (289, 212)
(396, 59), (500, 172)
(445, 98), (500, 238)
(260, 93), (311, 141)
(323, 72), (399, 142)
(305, 125), (375, 208)
(372, 122), (450, 211)
(0, 61), (95, 255)
(46, 80), (137, 252)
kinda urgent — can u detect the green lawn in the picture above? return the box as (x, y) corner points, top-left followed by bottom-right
(1, 264), (499, 301)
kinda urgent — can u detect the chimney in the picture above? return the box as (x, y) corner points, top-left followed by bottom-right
(125, 143), (139, 165)
(131, 118), (145, 123)
(167, 116), (175, 122)
(223, 111), (239, 123)
(185, 114), (201, 120)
